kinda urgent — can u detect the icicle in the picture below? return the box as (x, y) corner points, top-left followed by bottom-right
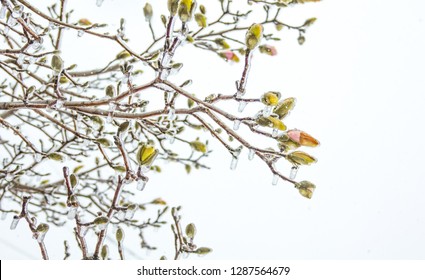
(96, 222), (108, 231)
(167, 108), (176, 121)
(77, 30), (85, 37)
(230, 156), (239, 170)
(248, 149), (255, 160)
(160, 69), (170, 80)
(67, 207), (77, 219)
(3, 26), (10, 35)
(137, 179), (147, 191)
(272, 174), (279, 186)
(125, 206), (136, 220)
(290, 166), (299, 180)
(233, 120), (241, 131)
(272, 129), (278, 137)
(165, 133), (175, 144)
(238, 101), (247, 113)
(1, 212), (7, 220)
(263, 105), (272, 117)
(96, 0), (104, 7)
(10, 215), (20, 230)
(0, 5), (7, 19)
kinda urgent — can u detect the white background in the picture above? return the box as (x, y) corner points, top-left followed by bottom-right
(1, 0), (425, 260)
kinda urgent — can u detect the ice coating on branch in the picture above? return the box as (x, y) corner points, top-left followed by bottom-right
(0, 5), (7, 19)
(67, 206), (77, 219)
(167, 108), (176, 121)
(263, 105), (272, 117)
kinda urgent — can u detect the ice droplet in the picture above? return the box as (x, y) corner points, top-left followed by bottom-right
(290, 166), (298, 180)
(238, 101), (247, 113)
(272, 129), (278, 137)
(96, 0), (104, 7)
(54, 99), (64, 110)
(137, 179), (147, 191)
(115, 210), (126, 221)
(67, 207), (77, 219)
(97, 222), (108, 231)
(108, 102), (116, 112)
(30, 38), (43, 51)
(272, 174), (279, 186)
(1, 212), (7, 220)
(10, 215), (20, 230)
(160, 69), (170, 80)
(248, 149), (255, 160)
(77, 30), (85, 37)
(7, 16), (17, 27)
(11, 5), (24, 18)
(233, 120), (241, 130)
(263, 105), (272, 117)
(230, 156), (239, 170)
(5, 173), (14, 181)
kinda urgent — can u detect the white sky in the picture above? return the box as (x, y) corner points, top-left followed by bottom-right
(1, 0), (425, 259)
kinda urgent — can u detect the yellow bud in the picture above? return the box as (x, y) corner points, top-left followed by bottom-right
(116, 50), (131, 60)
(245, 24), (263, 50)
(178, 0), (196, 23)
(136, 144), (158, 166)
(151, 198), (167, 205)
(296, 180), (316, 199)
(261, 91), (281, 106)
(78, 18), (92, 26)
(287, 151), (317, 166)
(195, 13), (207, 28)
(256, 116), (286, 131)
(190, 139), (207, 153)
(273, 97), (296, 119)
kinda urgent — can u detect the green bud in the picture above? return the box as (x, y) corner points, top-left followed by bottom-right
(113, 165), (126, 173)
(51, 55), (63, 73)
(185, 223), (197, 239)
(143, 3), (153, 21)
(168, 0), (179, 15)
(245, 23), (263, 50)
(36, 223), (49, 233)
(116, 50), (131, 60)
(116, 227), (124, 242)
(94, 216), (109, 225)
(101, 244), (109, 260)
(48, 152), (64, 162)
(287, 151), (317, 166)
(295, 180), (316, 199)
(273, 97), (296, 119)
(78, 18), (92, 26)
(96, 138), (112, 147)
(195, 247), (212, 255)
(261, 91), (281, 106)
(105, 85), (116, 98)
(195, 13), (207, 28)
(118, 121), (130, 134)
(199, 4), (206, 14)
(70, 173), (78, 188)
(190, 139), (207, 153)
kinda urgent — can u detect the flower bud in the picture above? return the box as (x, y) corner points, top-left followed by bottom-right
(214, 38), (230, 49)
(287, 151), (317, 166)
(295, 180), (316, 199)
(259, 45), (278, 56)
(190, 139), (207, 153)
(273, 97), (296, 119)
(245, 23), (263, 50)
(116, 227), (124, 242)
(195, 13), (207, 27)
(256, 116), (286, 131)
(195, 247), (212, 255)
(36, 223), (49, 233)
(143, 3), (153, 22)
(185, 223), (197, 239)
(168, 0), (179, 15)
(178, 0), (196, 23)
(261, 91), (281, 106)
(136, 144), (158, 166)
(287, 129), (320, 147)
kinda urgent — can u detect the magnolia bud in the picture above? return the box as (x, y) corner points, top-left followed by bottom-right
(143, 3), (153, 22)
(273, 97), (296, 119)
(295, 180), (316, 199)
(287, 151), (317, 166)
(245, 23), (263, 50)
(178, 0), (196, 23)
(261, 91), (281, 106)
(136, 144), (158, 166)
